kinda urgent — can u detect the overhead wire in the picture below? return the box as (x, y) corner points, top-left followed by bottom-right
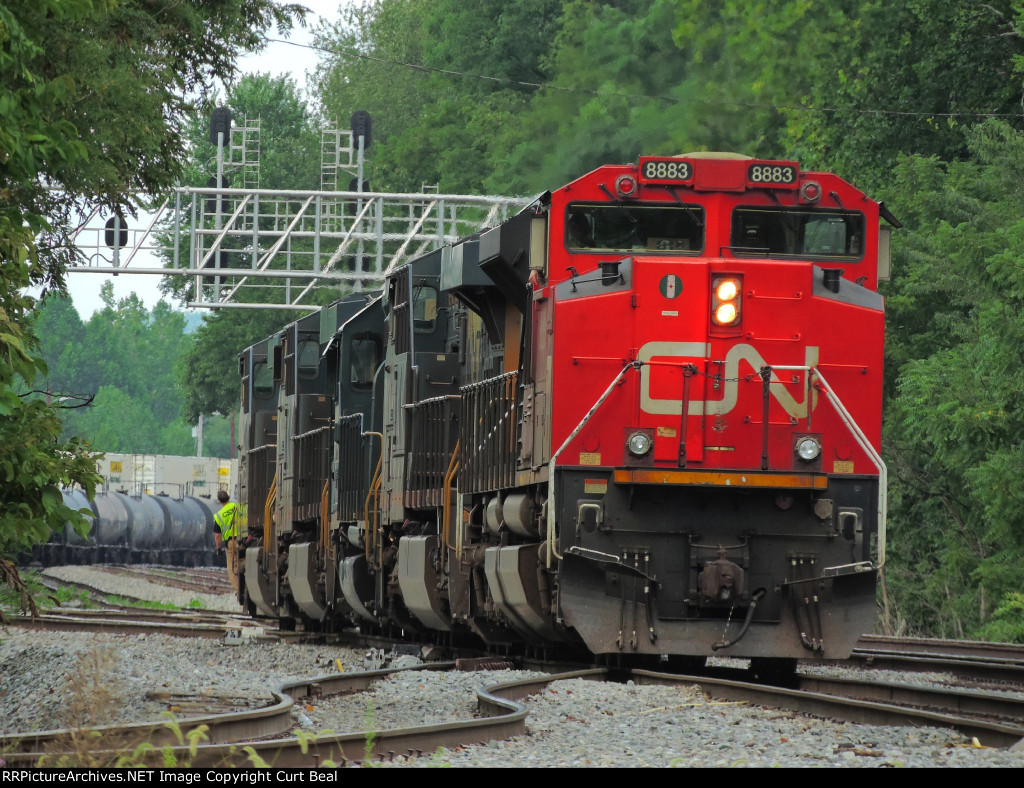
(265, 37), (1024, 121)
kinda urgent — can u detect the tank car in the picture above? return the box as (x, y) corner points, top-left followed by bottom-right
(36, 489), (219, 567)
(235, 153), (894, 667)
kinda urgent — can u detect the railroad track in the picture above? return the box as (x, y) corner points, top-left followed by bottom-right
(857, 635), (1024, 663)
(850, 634), (1024, 684)
(96, 565), (234, 595)
(4, 663), (1024, 767)
(53, 564), (235, 596)
(5, 609), (270, 640)
(9, 573), (1024, 765)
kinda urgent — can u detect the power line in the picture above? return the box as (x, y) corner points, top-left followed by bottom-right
(266, 36), (1024, 122)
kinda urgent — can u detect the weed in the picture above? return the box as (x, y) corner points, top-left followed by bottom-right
(362, 702), (376, 766)
(428, 747), (452, 767)
(113, 715), (209, 768)
(242, 746), (271, 768)
(1, 572), (94, 617)
(35, 647), (128, 767)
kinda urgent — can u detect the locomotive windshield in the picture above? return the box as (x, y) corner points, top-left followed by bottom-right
(731, 207), (865, 259)
(566, 203), (704, 253)
(349, 334), (381, 390)
(297, 339), (320, 380)
(252, 362), (273, 399)
(412, 284), (438, 333)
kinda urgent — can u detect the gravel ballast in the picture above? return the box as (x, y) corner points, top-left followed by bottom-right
(3, 566), (1024, 768)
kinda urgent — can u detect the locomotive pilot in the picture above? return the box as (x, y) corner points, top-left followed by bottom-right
(213, 489), (240, 593)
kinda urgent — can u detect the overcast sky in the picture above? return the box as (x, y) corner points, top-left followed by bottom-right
(64, 0), (351, 319)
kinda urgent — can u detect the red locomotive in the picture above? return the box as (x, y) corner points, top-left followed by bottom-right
(236, 153), (892, 668)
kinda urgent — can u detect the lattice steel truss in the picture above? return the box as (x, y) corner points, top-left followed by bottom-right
(70, 185), (533, 311)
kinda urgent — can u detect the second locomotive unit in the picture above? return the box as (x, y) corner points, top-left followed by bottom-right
(235, 153), (893, 666)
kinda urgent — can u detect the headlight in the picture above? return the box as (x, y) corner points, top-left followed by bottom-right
(714, 302), (737, 324)
(710, 276), (742, 327)
(627, 431), (652, 457)
(715, 279), (739, 301)
(795, 436), (821, 461)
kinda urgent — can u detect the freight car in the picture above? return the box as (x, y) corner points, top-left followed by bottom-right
(235, 153), (895, 669)
(36, 489), (219, 567)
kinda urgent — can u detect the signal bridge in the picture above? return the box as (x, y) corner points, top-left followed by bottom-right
(71, 184), (531, 311)
(69, 113), (531, 311)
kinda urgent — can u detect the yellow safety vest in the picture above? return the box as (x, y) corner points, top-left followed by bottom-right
(215, 502), (239, 540)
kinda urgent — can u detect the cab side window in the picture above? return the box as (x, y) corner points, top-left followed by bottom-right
(349, 334), (381, 390)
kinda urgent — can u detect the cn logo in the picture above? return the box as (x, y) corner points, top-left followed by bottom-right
(637, 342), (820, 418)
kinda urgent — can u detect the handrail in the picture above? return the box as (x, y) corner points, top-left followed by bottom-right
(263, 472), (278, 553)
(546, 361), (640, 567)
(772, 365), (887, 567)
(543, 360), (886, 570)
(441, 441), (461, 569)
(320, 479), (331, 559)
(361, 432), (384, 563)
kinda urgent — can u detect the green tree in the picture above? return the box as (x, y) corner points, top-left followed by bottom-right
(0, 0), (304, 582)
(791, 0), (1024, 187)
(311, 0), (436, 186)
(34, 281), (236, 456)
(881, 121), (1024, 639)
(178, 309), (288, 422)
(312, 0), (561, 194)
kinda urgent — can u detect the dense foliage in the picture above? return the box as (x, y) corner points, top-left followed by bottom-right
(0, 0), (303, 566)
(33, 285), (234, 458)
(878, 123), (1024, 639)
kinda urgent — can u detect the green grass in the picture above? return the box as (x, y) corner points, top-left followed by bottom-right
(103, 595), (182, 611)
(1, 571), (208, 616)
(1, 573), (95, 613)
(102, 595), (206, 611)
(53, 585), (94, 608)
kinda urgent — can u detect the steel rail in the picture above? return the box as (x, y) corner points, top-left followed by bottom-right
(798, 675), (1024, 732)
(17, 608), (254, 627)
(4, 613), (259, 640)
(856, 634), (1024, 663)
(633, 670), (1024, 749)
(6, 660), (1024, 767)
(89, 565), (234, 595)
(0, 690), (294, 757)
(1, 661), (552, 768)
(846, 651), (1024, 684)
(0, 663), (464, 764)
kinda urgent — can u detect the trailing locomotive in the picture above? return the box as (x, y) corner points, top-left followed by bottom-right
(236, 153), (894, 666)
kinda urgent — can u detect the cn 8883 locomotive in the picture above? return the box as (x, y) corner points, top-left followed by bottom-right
(235, 153), (894, 667)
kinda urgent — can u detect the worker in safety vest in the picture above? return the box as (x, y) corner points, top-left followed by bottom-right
(214, 490), (240, 593)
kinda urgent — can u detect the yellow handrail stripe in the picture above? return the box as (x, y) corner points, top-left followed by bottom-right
(263, 473), (277, 549)
(612, 469), (828, 489)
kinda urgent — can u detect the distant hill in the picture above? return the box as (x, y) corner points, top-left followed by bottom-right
(183, 310), (205, 334)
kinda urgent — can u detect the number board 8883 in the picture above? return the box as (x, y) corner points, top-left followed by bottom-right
(745, 161), (800, 188)
(637, 158), (694, 184)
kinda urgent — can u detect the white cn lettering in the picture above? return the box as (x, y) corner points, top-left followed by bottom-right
(638, 341), (820, 418)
